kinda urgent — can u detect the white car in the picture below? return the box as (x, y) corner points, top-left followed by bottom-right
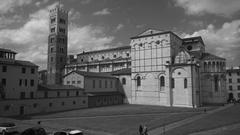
(0, 122), (17, 134)
(53, 129), (83, 135)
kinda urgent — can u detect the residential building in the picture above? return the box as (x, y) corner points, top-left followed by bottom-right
(226, 67), (240, 100)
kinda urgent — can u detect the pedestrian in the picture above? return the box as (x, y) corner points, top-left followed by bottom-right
(139, 124), (143, 135)
(143, 125), (148, 135)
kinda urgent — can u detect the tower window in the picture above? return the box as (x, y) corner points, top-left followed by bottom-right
(51, 57), (53, 62)
(126, 53), (130, 57)
(51, 27), (55, 33)
(59, 28), (65, 34)
(59, 18), (66, 24)
(50, 47), (54, 53)
(60, 57), (63, 62)
(50, 37), (55, 43)
(113, 55), (117, 58)
(51, 18), (56, 23)
(102, 56), (104, 59)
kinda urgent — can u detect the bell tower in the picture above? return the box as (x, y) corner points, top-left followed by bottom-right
(47, 2), (68, 85)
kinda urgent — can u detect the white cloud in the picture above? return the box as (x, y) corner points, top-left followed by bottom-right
(93, 8), (111, 16)
(0, 3), (114, 70)
(115, 24), (124, 32)
(80, 0), (92, 5)
(174, 0), (240, 17)
(0, 15), (23, 28)
(0, 0), (33, 14)
(184, 20), (240, 66)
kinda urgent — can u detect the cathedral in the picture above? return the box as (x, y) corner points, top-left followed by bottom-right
(47, 4), (227, 108)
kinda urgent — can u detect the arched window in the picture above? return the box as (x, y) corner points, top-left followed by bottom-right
(122, 78), (126, 85)
(184, 78), (187, 88)
(137, 76), (141, 86)
(171, 78), (175, 88)
(160, 76), (165, 87)
(214, 76), (218, 92)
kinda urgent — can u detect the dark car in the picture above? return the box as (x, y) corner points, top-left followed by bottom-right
(20, 127), (47, 135)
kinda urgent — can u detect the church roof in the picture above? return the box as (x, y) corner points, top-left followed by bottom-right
(0, 48), (17, 54)
(64, 70), (116, 79)
(201, 53), (225, 60)
(130, 28), (181, 40)
(77, 46), (130, 56)
(38, 84), (84, 91)
(111, 68), (131, 75)
(182, 36), (205, 46)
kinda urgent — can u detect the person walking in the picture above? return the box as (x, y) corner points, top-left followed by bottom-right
(143, 125), (148, 135)
(139, 124), (143, 135)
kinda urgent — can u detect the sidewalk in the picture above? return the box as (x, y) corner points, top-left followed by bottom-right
(149, 104), (233, 135)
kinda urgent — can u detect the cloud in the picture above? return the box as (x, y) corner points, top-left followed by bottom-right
(93, 8), (111, 16)
(184, 20), (240, 66)
(0, 3), (115, 70)
(0, 0), (33, 14)
(0, 15), (23, 28)
(80, 0), (92, 5)
(114, 24), (124, 32)
(174, 0), (240, 17)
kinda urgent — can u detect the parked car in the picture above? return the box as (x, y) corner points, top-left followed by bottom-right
(53, 129), (83, 135)
(20, 127), (47, 135)
(0, 122), (18, 135)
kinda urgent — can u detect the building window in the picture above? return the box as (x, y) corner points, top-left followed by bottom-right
(2, 66), (7, 72)
(25, 79), (27, 86)
(105, 80), (108, 88)
(137, 76), (141, 86)
(51, 57), (53, 62)
(67, 91), (70, 96)
(67, 81), (70, 84)
(160, 76), (165, 87)
(73, 101), (76, 105)
(30, 80), (34, 87)
(33, 103), (38, 108)
(59, 18), (66, 24)
(229, 79), (232, 83)
(99, 80), (102, 88)
(44, 91), (48, 98)
(214, 76), (218, 92)
(50, 37), (55, 43)
(30, 92), (34, 99)
(51, 18), (56, 23)
(60, 57), (63, 62)
(1, 78), (6, 86)
(229, 85), (232, 91)
(237, 72), (240, 76)
(91, 57), (94, 61)
(31, 68), (35, 74)
(102, 56), (104, 59)
(77, 81), (81, 84)
(238, 93), (240, 98)
(171, 78), (175, 88)
(110, 81), (113, 88)
(93, 80), (95, 88)
(126, 53), (130, 57)
(59, 28), (65, 34)
(238, 78), (240, 83)
(20, 92), (25, 99)
(113, 55), (117, 58)
(49, 103), (52, 107)
(238, 85), (240, 90)
(57, 91), (60, 97)
(82, 100), (86, 104)
(22, 67), (26, 73)
(72, 81), (75, 84)
(4, 105), (10, 111)
(51, 27), (55, 33)
(19, 79), (22, 86)
(184, 78), (187, 88)
(76, 91), (79, 96)
(122, 78), (126, 85)
(62, 102), (65, 106)
(228, 72), (231, 76)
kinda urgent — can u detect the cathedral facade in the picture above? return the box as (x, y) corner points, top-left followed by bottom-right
(64, 29), (227, 107)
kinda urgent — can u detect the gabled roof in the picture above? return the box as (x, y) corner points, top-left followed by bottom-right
(64, 70), (116, 79)
(77, 46), (130, 56)
(182, 36), (205, 46)
(0, 59), (38, 67)
(38, 84), (84, 91)
(111, 68), (131, 75)
(201, 53), (225, 60)
(0, 48), (17, 54)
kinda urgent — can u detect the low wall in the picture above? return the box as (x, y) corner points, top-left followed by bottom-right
(0, 96), (88, 117)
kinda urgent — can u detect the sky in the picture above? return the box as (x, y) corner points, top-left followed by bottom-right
(0, 0), (240, 70)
